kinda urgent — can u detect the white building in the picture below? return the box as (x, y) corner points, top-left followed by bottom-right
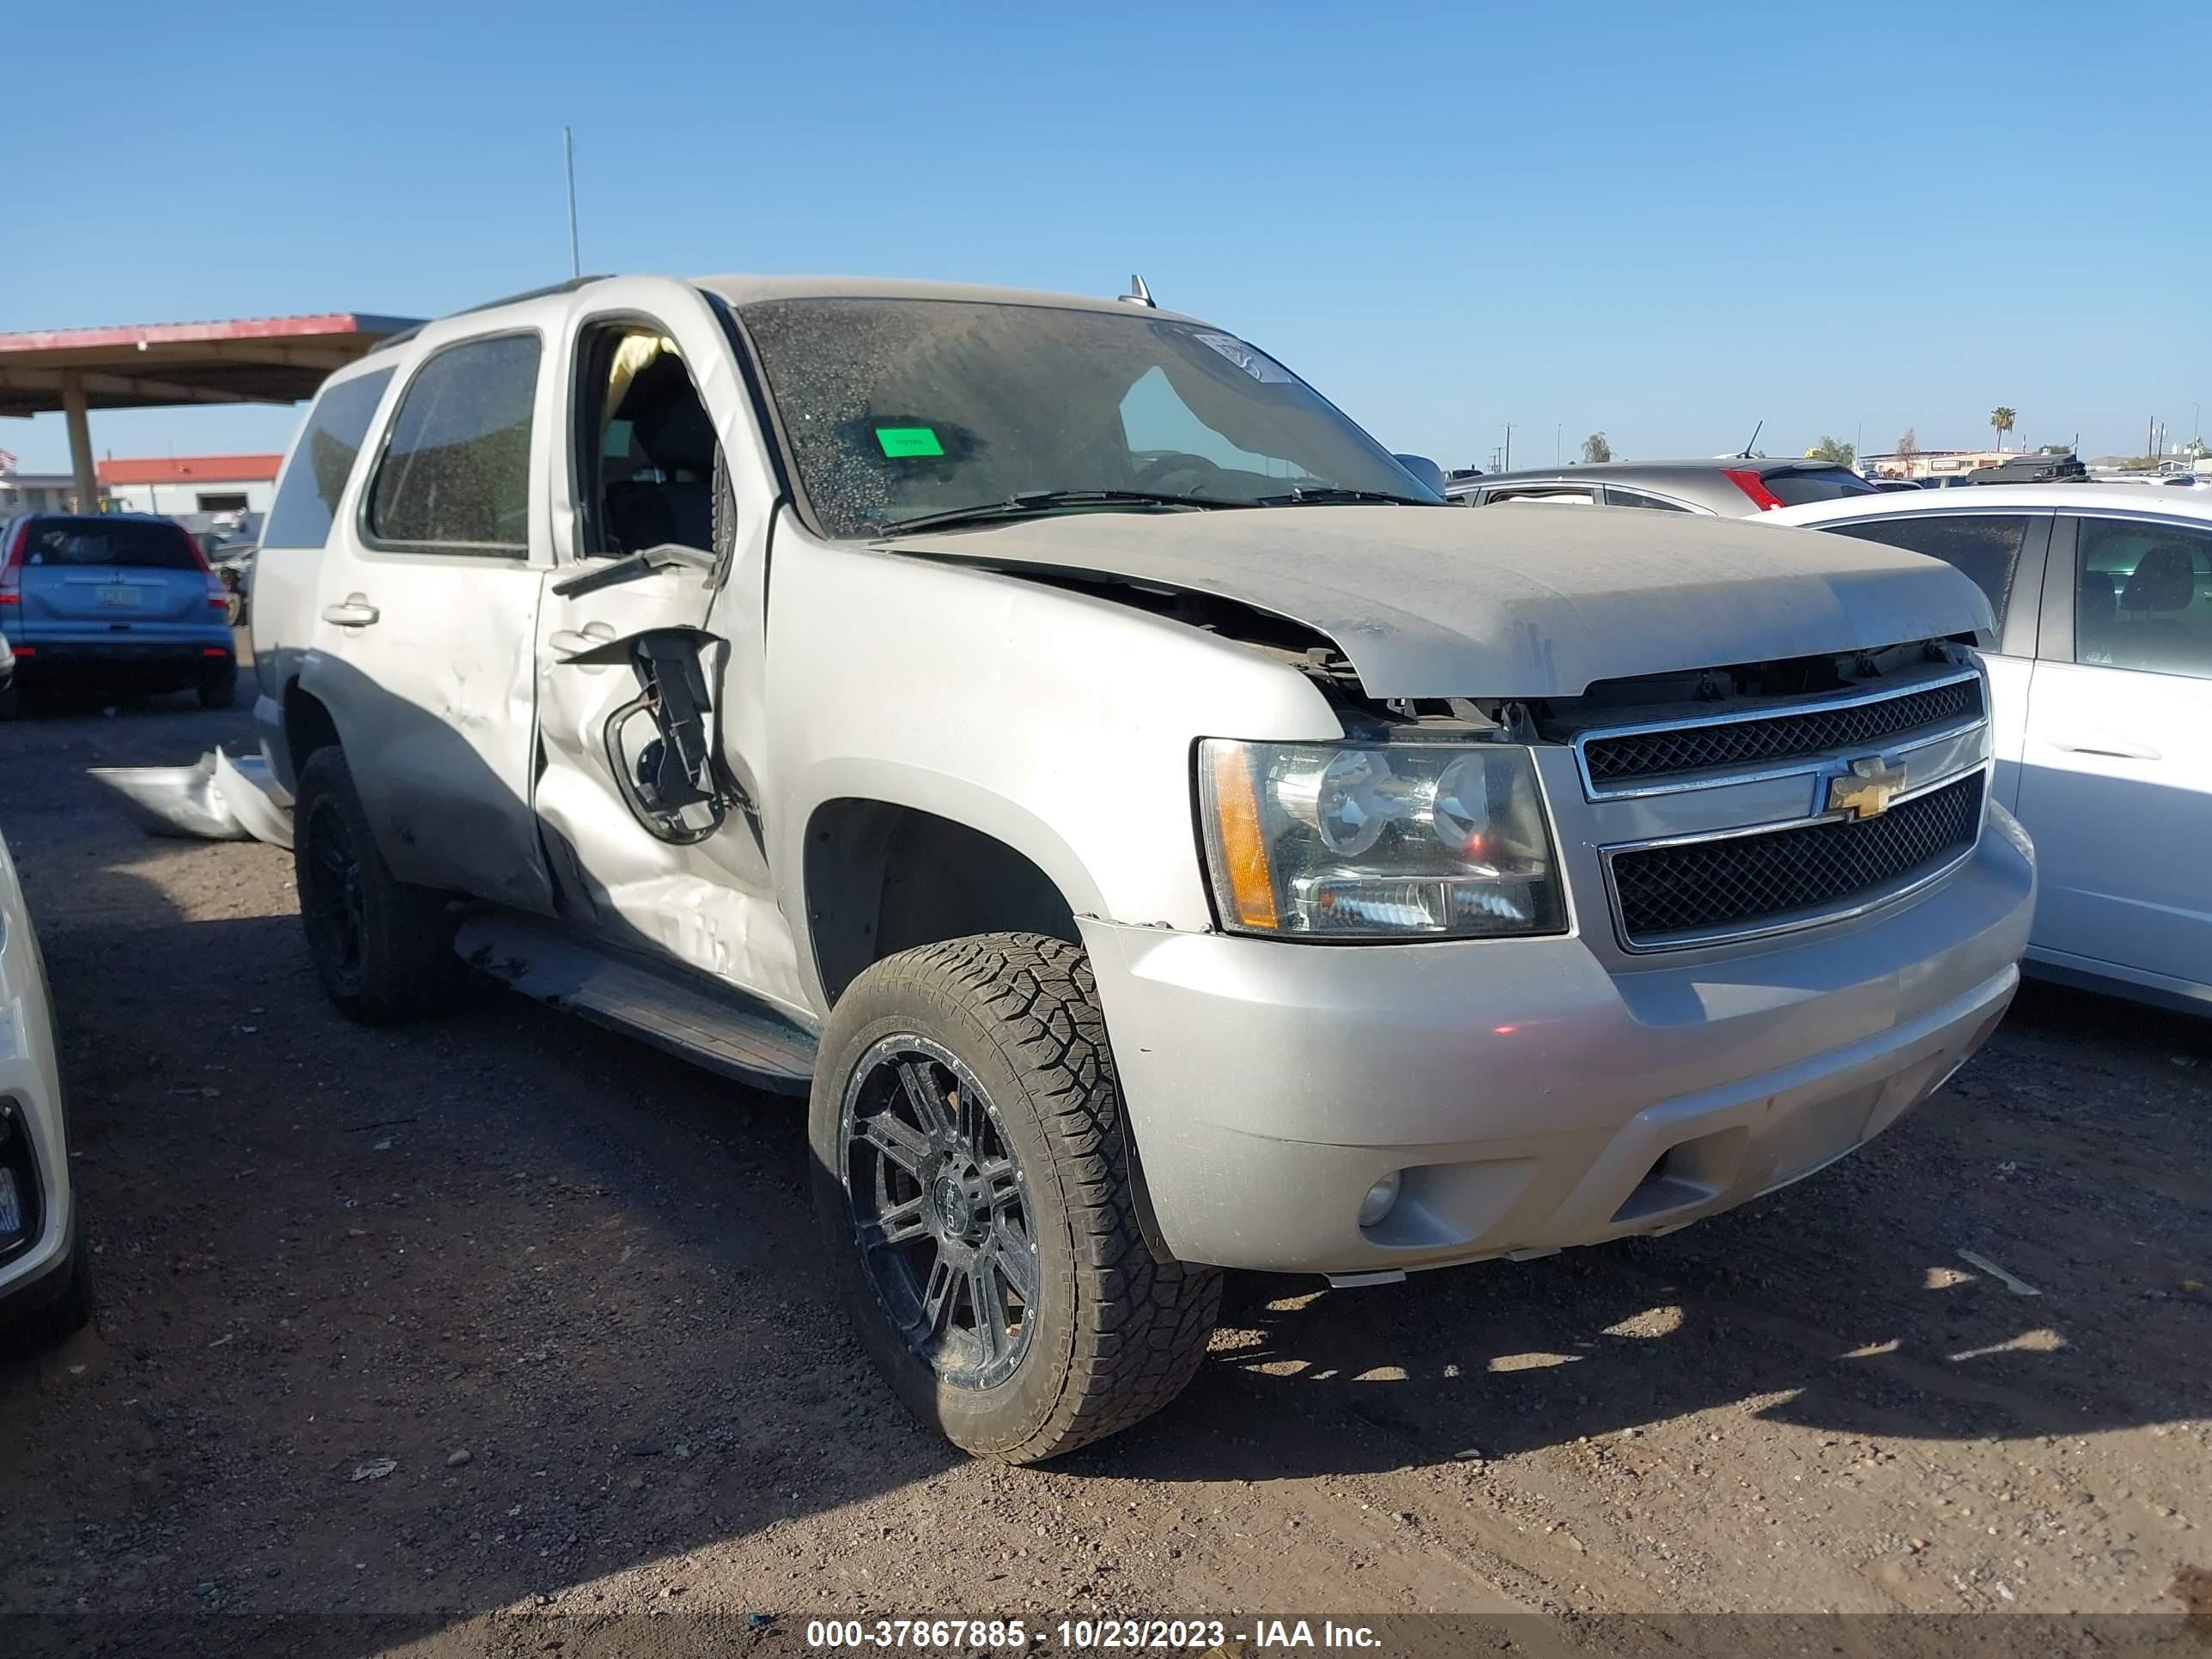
(95, 453), (281, 518)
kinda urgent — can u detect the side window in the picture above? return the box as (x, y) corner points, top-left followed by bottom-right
(576, 327), (729, 557)
(1824, 514), (2027, 624)
(1489, 485), (1598, 505)
(262, 368), (394, 548)
(2075, 517), (2212, 681)
(367, 334), (541, 553)
(1604, 486), (1690, 512)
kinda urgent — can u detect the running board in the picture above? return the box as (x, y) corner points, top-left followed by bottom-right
(454, 915), (816, 1095)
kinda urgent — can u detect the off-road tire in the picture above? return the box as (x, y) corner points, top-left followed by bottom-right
(810, 933), (1221, 1463)
(293, 746), (459, 1025)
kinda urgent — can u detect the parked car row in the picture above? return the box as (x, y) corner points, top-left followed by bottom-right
(12, 276), (2196, 1468)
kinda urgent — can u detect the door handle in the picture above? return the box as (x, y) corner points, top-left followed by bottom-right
(549, 621), (617, 659)
(321, 596), (380, 629)
(2051, 732), (2160, 761)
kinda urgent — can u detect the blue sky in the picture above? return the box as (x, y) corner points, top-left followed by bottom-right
(6, 0), (2201, 474)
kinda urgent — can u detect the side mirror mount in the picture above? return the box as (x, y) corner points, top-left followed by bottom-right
(1392, 454), (1448, 497)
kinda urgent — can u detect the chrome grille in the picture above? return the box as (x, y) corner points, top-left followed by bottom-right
(1581, 675), (1984, 793)
(1608, 771), (1985, 948)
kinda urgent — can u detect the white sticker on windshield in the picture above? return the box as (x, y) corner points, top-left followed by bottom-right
(1193, 331), (1296, 384)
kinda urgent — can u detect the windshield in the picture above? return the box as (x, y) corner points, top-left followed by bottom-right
(739, 298), (1437, 538)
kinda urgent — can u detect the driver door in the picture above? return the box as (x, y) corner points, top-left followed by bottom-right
(532, 281), (807, 1020)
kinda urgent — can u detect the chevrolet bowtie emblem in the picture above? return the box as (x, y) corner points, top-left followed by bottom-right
(1827, 756), (1907, 819)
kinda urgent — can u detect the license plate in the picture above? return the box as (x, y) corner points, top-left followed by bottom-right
(96, 584), (143, 609)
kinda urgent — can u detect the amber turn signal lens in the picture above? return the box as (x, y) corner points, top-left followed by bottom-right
(1206, 742), (1279, 931)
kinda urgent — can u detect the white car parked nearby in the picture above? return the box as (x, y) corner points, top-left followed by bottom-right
(0, 824), (88, 1345)
(1765, 486), (2212, 1014)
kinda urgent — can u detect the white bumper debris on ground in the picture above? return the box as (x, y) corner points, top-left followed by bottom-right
(88, 747), (294, 849)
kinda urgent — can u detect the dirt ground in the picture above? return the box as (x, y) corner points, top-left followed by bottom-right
(0, 692), (2206, 1656)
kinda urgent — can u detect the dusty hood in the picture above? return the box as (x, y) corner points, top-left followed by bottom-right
(885, 506), (1994, 698)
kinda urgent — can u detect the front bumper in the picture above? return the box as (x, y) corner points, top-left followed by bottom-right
(1082, 805), (2033, 1274)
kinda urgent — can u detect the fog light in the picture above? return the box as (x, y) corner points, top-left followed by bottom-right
(1358, 1170), (1403, 1229)
(0, 1167), (21, 1242)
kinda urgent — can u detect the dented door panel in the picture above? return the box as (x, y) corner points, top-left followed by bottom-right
(534, 587), (809, 1020)
(313, 550), (557, 915)
(530, 279), (807, 1018)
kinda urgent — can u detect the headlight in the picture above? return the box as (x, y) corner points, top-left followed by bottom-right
(1197, 738), (1565, 939)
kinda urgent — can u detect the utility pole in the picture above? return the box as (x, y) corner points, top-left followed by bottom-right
(1555, 424), (1561, 466)
(563, 126), (581, 280)
(1501, 423), (1514, 472)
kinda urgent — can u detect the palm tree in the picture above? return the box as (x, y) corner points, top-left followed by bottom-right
(1990, 407), (2016, 452)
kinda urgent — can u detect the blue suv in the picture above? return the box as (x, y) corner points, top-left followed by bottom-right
(0, 513), (237, 717)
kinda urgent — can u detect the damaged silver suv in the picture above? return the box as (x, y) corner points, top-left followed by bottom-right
(251, 275), (2033, 1462)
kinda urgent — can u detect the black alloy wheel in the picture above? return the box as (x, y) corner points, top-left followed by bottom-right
(840, 1034), (1038, 1389)
(300, 793), (368, 994)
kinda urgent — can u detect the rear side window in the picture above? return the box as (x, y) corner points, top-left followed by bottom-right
(2075, 517), (2212, 681)
(1824, 514), (2028, 622)
(1484, 484), (1598, 505)
(1604, 486), (1691, 512)
(21, 516), (200, 570)
(367, 334), (541, 553)
(263, 368), (395, 549)
(1762, 467), (1876, 507)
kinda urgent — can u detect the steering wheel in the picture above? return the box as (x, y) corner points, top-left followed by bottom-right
(1136, 453), (1224, 495)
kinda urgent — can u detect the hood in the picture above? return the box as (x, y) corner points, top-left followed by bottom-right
(884, 505), (1996, 699)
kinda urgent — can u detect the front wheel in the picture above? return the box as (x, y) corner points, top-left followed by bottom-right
(810, 933), (1221, 1463)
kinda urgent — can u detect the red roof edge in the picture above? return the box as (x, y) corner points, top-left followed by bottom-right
(97, 454), (286, 486)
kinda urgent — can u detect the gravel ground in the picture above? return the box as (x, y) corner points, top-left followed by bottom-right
(0, 693), (2206, 1656)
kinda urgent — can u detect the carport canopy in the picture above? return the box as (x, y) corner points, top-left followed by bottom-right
(0, 312), (422, 509)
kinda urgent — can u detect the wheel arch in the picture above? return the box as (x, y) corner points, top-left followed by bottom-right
(281, 676), (343, 780)
(801, 793), (1089, 1008)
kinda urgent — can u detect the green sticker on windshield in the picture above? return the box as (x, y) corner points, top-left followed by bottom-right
(875, 425), (945, 459)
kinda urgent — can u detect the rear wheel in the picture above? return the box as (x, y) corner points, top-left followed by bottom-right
(811, 933), (1220, 1462)
(0, 676), (17, 721)
(293, 747), (459, 1024)
(198, 665), (237, 710)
